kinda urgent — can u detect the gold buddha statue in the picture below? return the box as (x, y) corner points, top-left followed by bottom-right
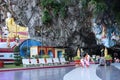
(4, 12), (28, 47)
(5, 12), (28, 39)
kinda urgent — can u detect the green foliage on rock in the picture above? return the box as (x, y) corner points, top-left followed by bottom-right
(41, 0), (54, 8)
(91, 1), (107, 17)
(115, 13), (120, 24)
(84, 0), (107, 17)
(40, 0), (68, 24)
(42, 9), (52, 24)
(40, 0), (120, 25)
(59, 6), (66, 18)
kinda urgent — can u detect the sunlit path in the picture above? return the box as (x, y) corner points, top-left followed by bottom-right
(64, 64), (101, 80)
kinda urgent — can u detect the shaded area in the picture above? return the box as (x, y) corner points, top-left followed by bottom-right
(96, 65), (120, 80)
(0, 66), (75, 80)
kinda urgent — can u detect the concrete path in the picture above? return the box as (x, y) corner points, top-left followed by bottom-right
(112, 63), (120, 69)
(0, 66), (75, 80)
(96, 63), (120, 80)
(63, 64), (101, 80)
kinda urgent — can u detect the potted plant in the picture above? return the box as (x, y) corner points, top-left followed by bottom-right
(74, 56), (80, 65)
(105, 55), (112, 66)
(42, 54), (50, 58)
(35, 55), (39, 63)
(42, 54), (50, 63)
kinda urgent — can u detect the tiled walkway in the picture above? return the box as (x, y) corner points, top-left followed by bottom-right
(112, 63), (120, 69)
(64, 63), (120, 80)
(0, 66), (75, 80)
(64, 64), (101, 80)
(96, 63), (120, 80)
(0, 64), (74, 72)
(0, 63), (120, 80)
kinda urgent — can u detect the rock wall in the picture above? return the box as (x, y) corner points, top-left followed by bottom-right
(0, 0), (97, 52)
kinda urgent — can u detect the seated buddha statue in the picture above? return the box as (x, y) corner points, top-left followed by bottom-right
(5, 12), (28, 47)
(6, 12), (27, 32)
(5, 12), (28, 39)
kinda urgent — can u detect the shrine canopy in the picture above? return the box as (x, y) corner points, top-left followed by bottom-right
(19, 39), (42, 57)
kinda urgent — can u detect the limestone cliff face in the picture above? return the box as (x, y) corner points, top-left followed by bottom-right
(0, 0), (96, 51)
